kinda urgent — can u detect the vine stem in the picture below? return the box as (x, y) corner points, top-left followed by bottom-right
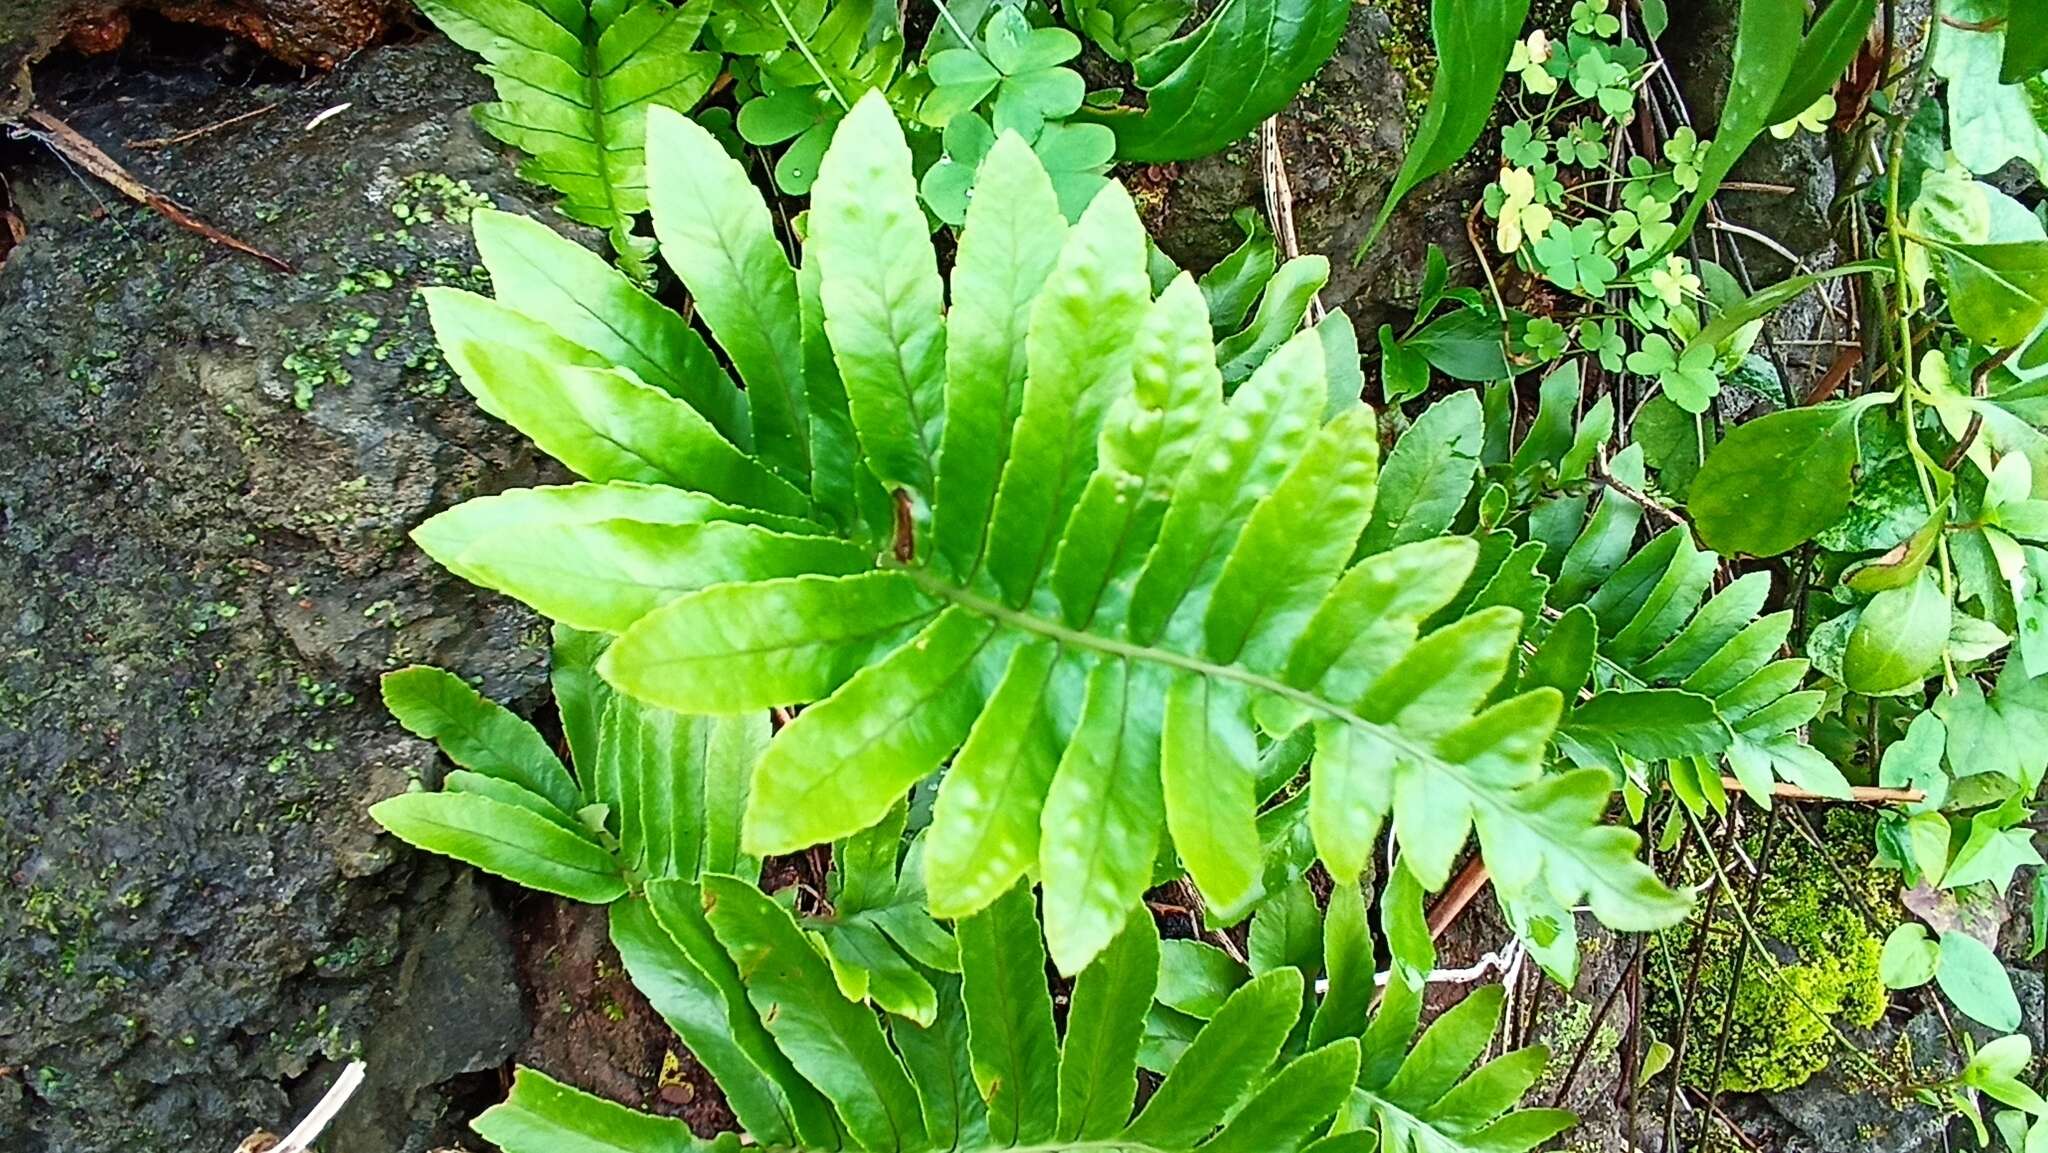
(1882, 19), (1957, 693)
(768, 0), (847, 109)
(1660, 814), (1733, 1150)
(268, 1062), (366, 1153)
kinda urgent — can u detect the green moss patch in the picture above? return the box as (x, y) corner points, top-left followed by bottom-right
(1647, 813), (1894, 1094)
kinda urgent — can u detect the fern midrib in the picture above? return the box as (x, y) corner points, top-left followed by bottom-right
(744, 1142), (1181, 1153)
(582, 22), (621, 224)
(912, 567), (1312, 714)
(904, 567), (1579, 856)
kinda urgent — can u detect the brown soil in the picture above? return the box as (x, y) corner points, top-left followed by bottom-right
(508, 895), (738, 1140)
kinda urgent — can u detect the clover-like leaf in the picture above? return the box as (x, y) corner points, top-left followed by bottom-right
(1531, 219), (1620, 296)
(1577, 317), (1627, 371)
(1628, 333), (1720, 413)
(1769, 93), (1836, 139)
(1663, 127), (1709, 191)
(1571, 0), (1620, 38)
(1502, 121), (1550, 167)
(1523, 317), (1569, 362)
(1510, 31), (1561, 95)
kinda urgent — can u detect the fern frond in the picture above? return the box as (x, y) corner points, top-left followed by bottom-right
(413, 92), (1687, 975)
(464, 865), (1562, 1153)
(1332, 867), (1573, 1153)
(418, 0), (721, 271)
(1480, 365), (1851, 807)
(373, 668), (1570, 1153)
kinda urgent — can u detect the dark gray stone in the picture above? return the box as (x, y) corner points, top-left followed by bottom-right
(1663, 0), (1843, 286)
(1764, 1009), (1952, 1153)
(1135, 2), (1491, 330)
(323, 870), (524, 1152)
(0, 34), (562, 1153)
(1762, 974), (2042, 1153)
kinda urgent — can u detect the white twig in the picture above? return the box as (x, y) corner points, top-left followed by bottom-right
(272, 1061), (367, 1153)
(1314, 939), (1527, 995)
(304, 103), (353, 132)
(1705, 218), (1812, 275)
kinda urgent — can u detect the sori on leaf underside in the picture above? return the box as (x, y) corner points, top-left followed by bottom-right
(372, 639), (1570, 1153)
(411, 87), (1690, 976)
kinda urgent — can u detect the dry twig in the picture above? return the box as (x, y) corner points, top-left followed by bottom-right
(1596, 448), (1689, 528)
(1717, 776), (1924, 805)
(1259, 115), (1325, 324)
(127, 102), (280, 150)
(237, 1061), (367, 1153)
(21, 109), (293, 273)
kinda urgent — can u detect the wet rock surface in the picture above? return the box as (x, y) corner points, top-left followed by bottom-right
(0, 33), (572, 1153)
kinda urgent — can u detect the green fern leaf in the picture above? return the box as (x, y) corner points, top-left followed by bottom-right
(474, 1066), (744, 1152)
(468, 850), (1564, 1153)
(369, 632), (771, 896)
(417, 92), (1686, 975)
(1483, 386), (1851, 808)
(812, 800), (963, 1026)
(417, 0), (721, 270)
(956, 882), (1061, 1143)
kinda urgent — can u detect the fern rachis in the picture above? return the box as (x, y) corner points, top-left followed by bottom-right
(410, 90), (1688, 977)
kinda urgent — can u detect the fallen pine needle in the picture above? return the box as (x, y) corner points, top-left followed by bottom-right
(127, 102), (280, 150)
(304, 103), (353, 132)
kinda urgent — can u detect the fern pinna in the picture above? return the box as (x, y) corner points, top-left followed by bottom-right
(419, 0), (721, 273)
(1455, 367), (1851, 812)
(469, 877), (1568, 1153)
(413, 90), (1687, 976)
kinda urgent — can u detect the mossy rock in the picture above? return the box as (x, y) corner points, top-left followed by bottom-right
(1647, 812), (1895, 1095)
(0, 33), (561, 1153)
